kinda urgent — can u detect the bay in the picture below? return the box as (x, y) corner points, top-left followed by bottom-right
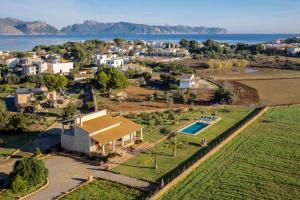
(0, 34), (299, 51)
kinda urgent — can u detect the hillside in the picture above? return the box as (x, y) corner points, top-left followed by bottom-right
(0, 17), (227, 35)
(0, 17), (60, 35)
(61, 20), (227, 35)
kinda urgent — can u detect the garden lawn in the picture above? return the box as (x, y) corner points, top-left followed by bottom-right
(62, 179), (145, 200)
(0, 133), (38, 156)
(112, 106), (252, 182)
(163, 106), (300, 200)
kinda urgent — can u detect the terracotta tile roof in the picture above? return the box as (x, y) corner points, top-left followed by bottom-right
(89, 116), (142, 144)
(78, 115), (120, 134)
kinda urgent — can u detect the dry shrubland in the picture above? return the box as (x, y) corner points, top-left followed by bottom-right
(207, 59), (249, 70)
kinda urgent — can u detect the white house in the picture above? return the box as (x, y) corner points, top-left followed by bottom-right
(22, 65), (39, 76)
(92, 54), (108, 65)
(47, 62), (74, 74)
(180, 74), (196, 88)
(107, 58), (124, 68)
(0, 57), (19, 69)
(287, 47), (300, 55)
(61, 110), (143, 155)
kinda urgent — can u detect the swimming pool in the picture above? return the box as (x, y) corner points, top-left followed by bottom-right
(178, 122), (209, 135)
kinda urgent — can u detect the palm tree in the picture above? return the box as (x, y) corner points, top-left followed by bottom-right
(144, 146), (159, 169)
(167, 135), (183, 157)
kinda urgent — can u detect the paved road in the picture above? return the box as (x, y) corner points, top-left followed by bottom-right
(28, 155), (155, 200)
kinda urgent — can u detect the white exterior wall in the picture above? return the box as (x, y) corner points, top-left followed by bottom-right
(107, 59), (124, 68)
(5, 58), (19, 68)
(93, 55), (107, 65)
(180, 80), (195, 88)
(49, 62), (74, 74)
(23, 66), (38, 76)
(61, 126), (91, 154)
(76, 109), (107, 125)
(37, 62), (48, 73)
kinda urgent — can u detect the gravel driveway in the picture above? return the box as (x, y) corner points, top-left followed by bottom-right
(28, 155), (155, 200)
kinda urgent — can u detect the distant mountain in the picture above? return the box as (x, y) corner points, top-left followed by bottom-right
(61, 20), (227, 35)
(0, 17), (227, 35)
(0, 17), (60, 35)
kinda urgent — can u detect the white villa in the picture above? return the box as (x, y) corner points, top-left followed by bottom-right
(22, 61), (73, 76)
(48, 62), (73, 74)
(179, 74), (197, 88)
(92, 54), (108, 65)
(106, 58), (124, 68)
(61, 110), (143, 155)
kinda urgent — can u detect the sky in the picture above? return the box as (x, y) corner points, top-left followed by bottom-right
(0, 0), (300, 33)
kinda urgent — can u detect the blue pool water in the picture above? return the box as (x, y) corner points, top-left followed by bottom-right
(179, 122), (209, 135)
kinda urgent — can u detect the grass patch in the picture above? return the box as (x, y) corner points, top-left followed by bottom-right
(163, 106), (300, 200)
(0, 181), (46, 200)
(0, 133), (38, 157)
(62, 179), (145, 200)
(112, 106), (252, 182)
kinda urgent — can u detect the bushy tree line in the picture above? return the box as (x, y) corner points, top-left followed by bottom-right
(0, 111), (44, 133)
(213, 88), (236, 104)
(179, 39), (290, 59)
(33, 40), (108, 68)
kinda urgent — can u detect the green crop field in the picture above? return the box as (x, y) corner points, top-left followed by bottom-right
(162, 106), (300, 200)
(112, 107), (252, 182)
(62, 179), (145, 200)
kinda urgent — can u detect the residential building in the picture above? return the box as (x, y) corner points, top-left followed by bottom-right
(287, 47), (300, 55)
(107, 58), (124, 68)
(176, 49), (190, 57)
(92, 54), (108, 65)
(61, 110), (143, 155)
(22, 65), (39, 76)
(179, 74), (196, 88)
(15, 86), (57, 112)
(0, 56), (19, 68)
(47, 62), (74, 74)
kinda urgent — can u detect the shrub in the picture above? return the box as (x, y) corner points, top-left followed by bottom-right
(12, 175), (27, 194)
(10, 157), (48, 189)
(34, 148), (42, 157)
(135, 139), (143, 144)
(214, 88), (236, 104)
(160, 127), (168, 134)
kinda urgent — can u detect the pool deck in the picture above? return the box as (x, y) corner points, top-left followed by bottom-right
(177, 118), (222, 136)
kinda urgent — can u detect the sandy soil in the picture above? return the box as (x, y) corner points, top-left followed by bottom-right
(239, 78), (300, 105)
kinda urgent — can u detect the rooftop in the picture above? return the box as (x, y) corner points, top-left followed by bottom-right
(76, 112), (142, 144)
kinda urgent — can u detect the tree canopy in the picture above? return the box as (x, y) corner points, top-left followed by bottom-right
(95, 67), (128, 91)
(44, 74), (68, 91)
(10, 157), (48, 192)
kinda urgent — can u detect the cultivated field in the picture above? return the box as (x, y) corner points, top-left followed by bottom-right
(239, 78), (300, 105)
(162, 106), (300, 200)
(112, 107), (252, 182)
(209, 67), (300, 80)
(62, 179), (145, 200)
(97, 86), (190, 112)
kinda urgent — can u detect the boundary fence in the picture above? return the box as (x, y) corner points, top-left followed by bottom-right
(146, 106), (268, 200)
